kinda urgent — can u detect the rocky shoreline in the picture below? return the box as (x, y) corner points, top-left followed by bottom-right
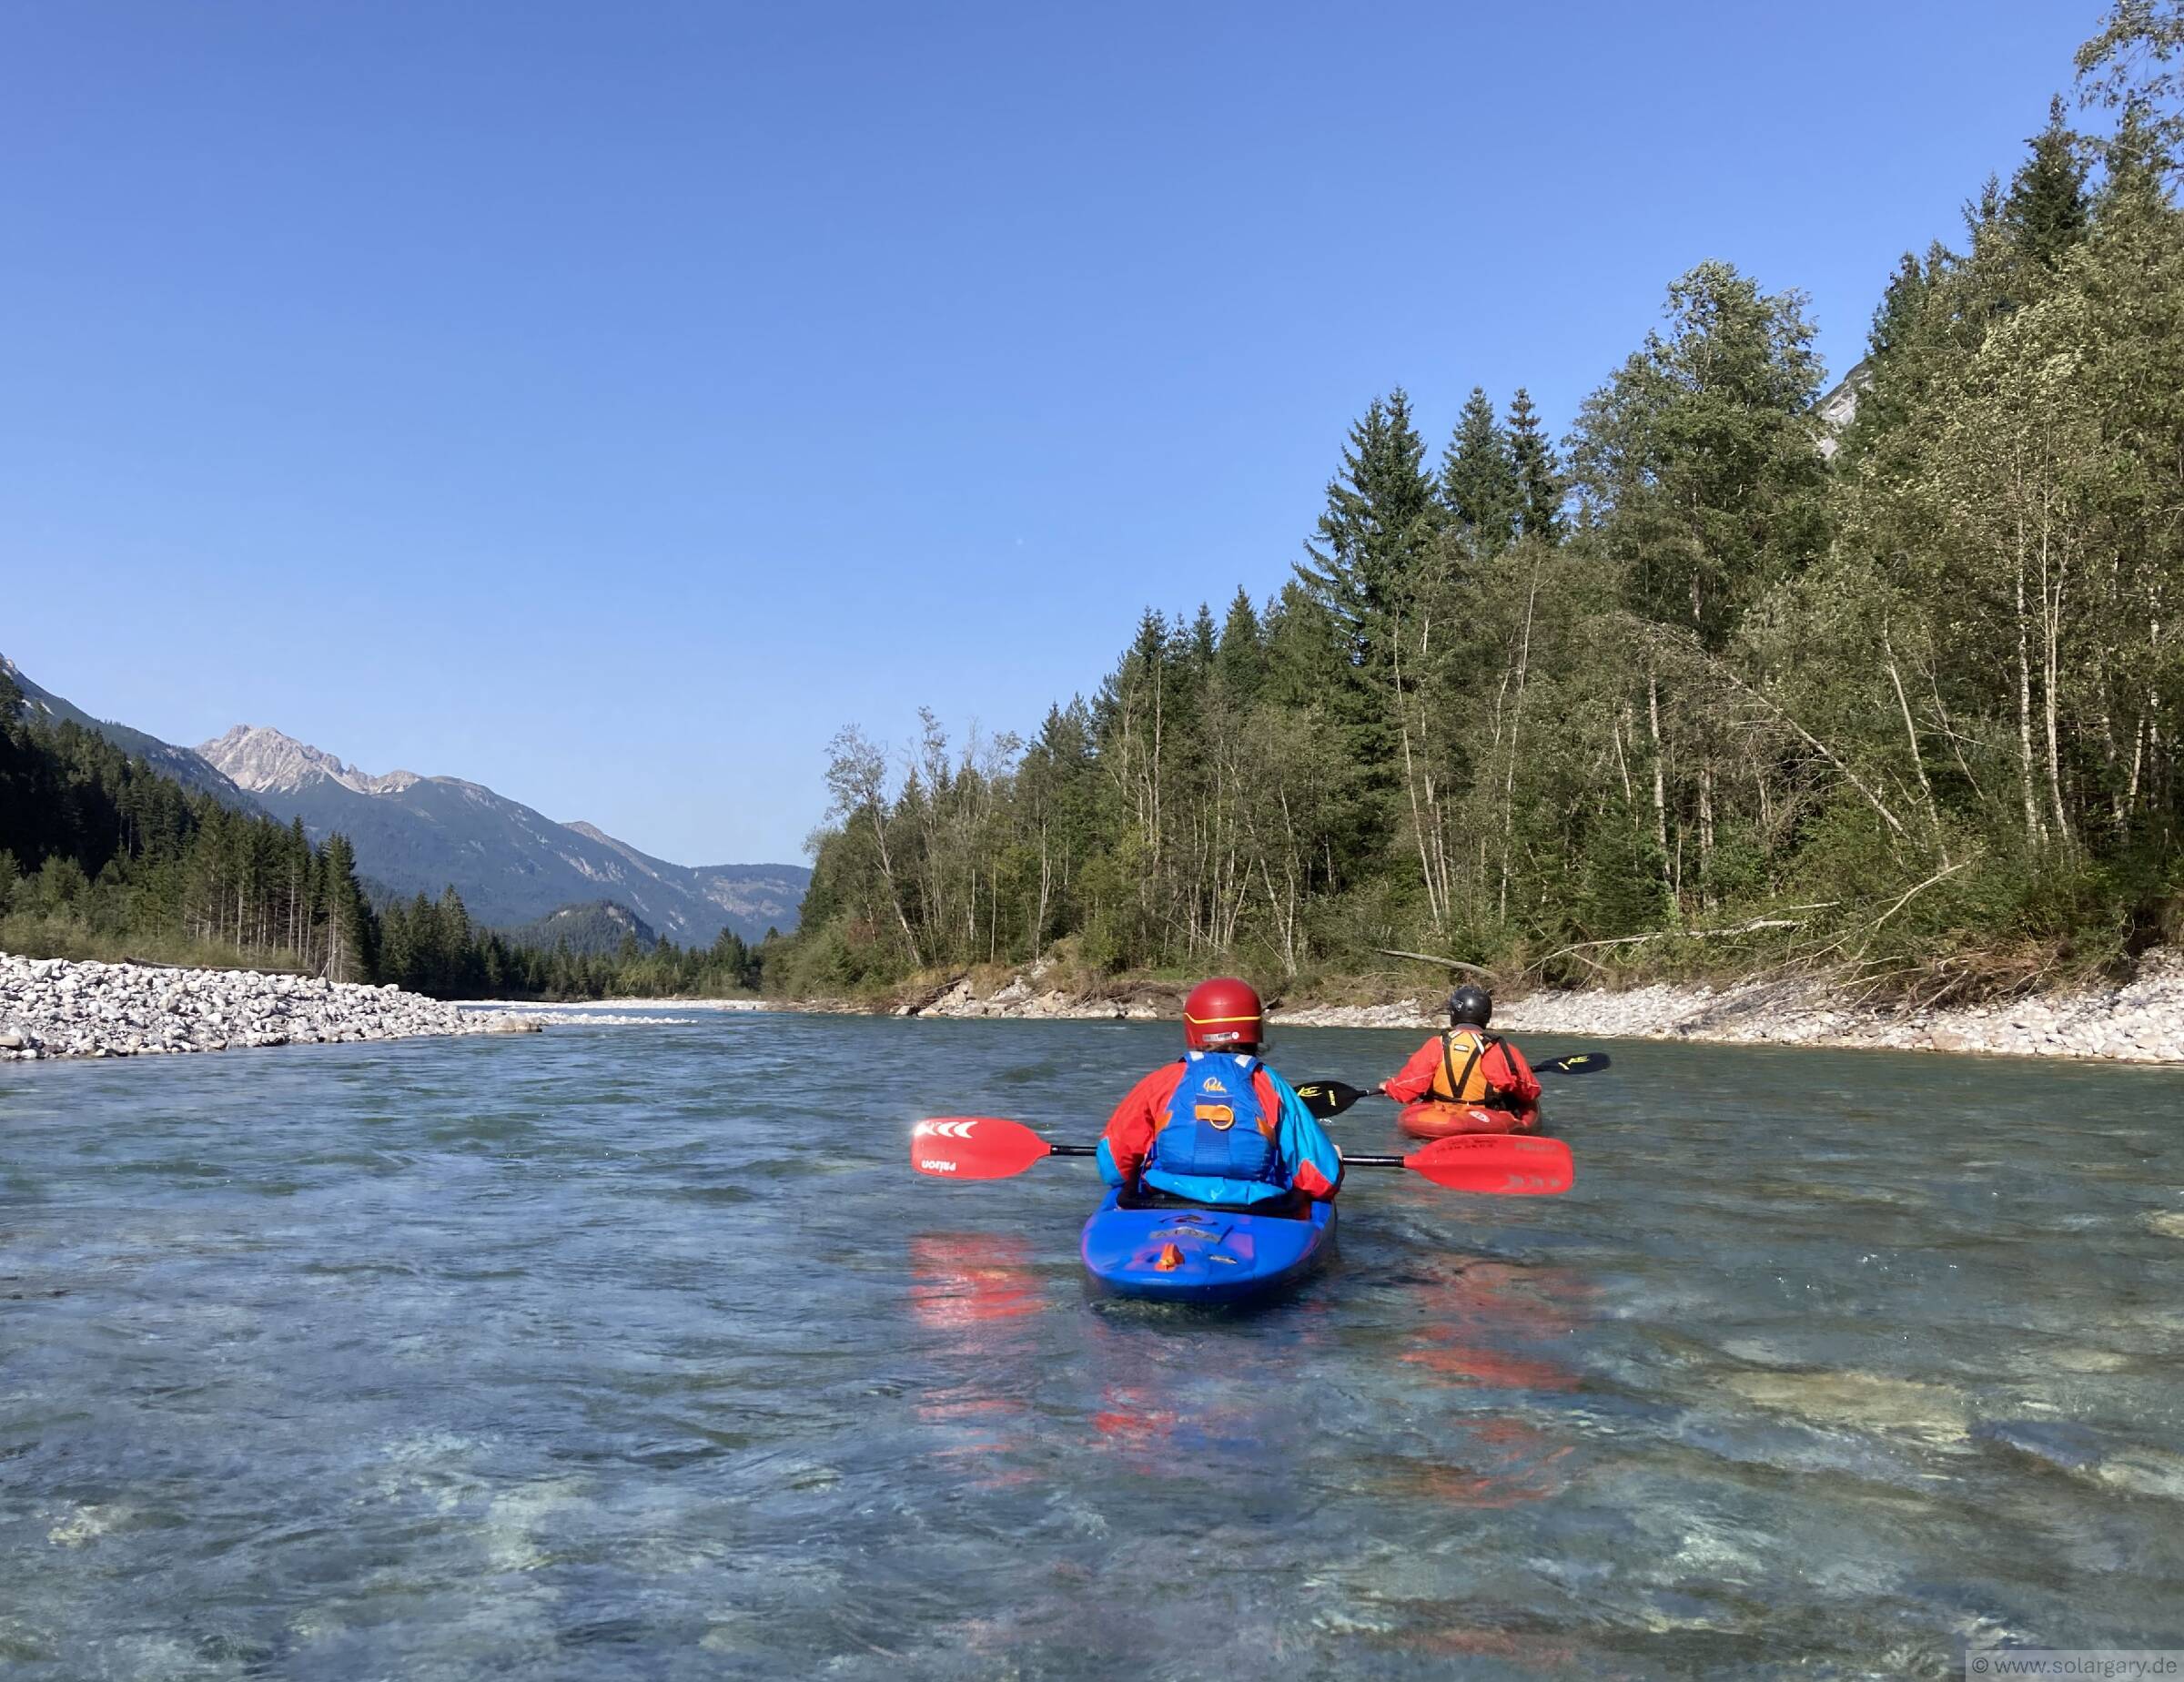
(9, 947), (2183, 1068)
(902, 953), (2184, 1066)
(0, 953), (543, 1062)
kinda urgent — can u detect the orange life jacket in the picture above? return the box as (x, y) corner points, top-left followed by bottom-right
(1429, 1026), (1503, 1105)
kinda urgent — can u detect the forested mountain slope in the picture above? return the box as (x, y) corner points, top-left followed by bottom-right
(198, 725), (808, 943)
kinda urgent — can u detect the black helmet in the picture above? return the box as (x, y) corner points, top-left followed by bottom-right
(1445, 985), (1491, 1027)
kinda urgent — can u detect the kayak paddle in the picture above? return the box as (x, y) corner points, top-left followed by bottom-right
(1293, 1052), (1611, 1120)
(1534, 1051), (1613, 1077)
(909, 1116), (1573, 1196)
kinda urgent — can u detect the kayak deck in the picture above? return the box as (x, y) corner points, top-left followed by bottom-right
(1397, 1099), (1542, 1140)
(1079, 1188), (1335, 1303)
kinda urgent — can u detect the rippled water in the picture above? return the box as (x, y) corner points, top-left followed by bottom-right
(4, 1013), (2183, 1677)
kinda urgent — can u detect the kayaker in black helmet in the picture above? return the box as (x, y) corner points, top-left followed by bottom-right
(1379, 984), (1542, 1135)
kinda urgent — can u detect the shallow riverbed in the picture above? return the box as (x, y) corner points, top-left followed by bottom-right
(4, 1014), (2181, 1677)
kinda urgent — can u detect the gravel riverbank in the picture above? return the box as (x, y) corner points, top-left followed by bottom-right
(0, 953), (542, 1061)
(10, 947), (2181, 1067)
(905, 952), (2184, 1065)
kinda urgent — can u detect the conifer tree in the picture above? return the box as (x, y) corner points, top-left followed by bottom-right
(1216, 587), (1265, 703)
(1297, 389), (1440, 663)
(1188, 603), (1218, 667)
(1505, 388), (1563, 543)
(1296, 390), (1440, 787)
(2006, 96), (2092, 268)
(1441, 384), (1529, 559)
(317, 833), (370, 983)
(1441, 387), (1520, 562)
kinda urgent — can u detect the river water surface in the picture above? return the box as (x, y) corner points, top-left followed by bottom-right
(4, 1014), (2182, 1677)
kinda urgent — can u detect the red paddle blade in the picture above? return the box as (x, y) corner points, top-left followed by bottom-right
(1403, 1134), (1574, 1196)
(911, 1117), (1055, 1180)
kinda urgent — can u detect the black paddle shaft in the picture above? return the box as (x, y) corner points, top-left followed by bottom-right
(1295, 1053), (1611, 1121)
(1046, 1141), (1407, 1168)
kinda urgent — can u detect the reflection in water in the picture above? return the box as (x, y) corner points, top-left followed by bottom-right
(1088, 1382), (1179, 1469)
(1403, 1257), (1591, 1394)
(1405, 1420), (1577, 1510)
(907, 1232), (1042, 1331)
(1388, 1257), (1591, 1513)
(908, 1233), (1044, 1490)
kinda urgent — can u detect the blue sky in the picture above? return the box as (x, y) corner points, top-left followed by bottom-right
(2, 1), (2094, 864)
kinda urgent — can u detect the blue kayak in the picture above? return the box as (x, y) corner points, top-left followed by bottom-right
(1079, 1188), (1336, 1304)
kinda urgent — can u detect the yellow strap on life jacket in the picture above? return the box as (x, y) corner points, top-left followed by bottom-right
(1431, 1028), (1493, 1103)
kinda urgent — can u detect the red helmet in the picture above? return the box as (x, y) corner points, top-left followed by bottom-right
(1183, 977), (1262, 1050)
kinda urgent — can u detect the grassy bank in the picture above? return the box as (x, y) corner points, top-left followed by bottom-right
(0, 916), (314, 977)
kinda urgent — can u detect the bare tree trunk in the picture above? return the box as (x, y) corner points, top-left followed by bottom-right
(1391, 617), (1444, 930)
(2038, 497), (2072, 848)
(1705, 646), (1913, 843)
(1884, 621), (1948, 865)
(1696, 763), (1715, 912)
(1647, 668), (1672, 898)
(868, 806), (924, 968)
(2015, 493), (2045, 846)
(1034, 821), (1052, 953)
(1928, 663), (1984, 805)
(1499, 564), (1541, 922)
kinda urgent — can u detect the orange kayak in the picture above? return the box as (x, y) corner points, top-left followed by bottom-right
(1397, 1100), (1542, 1140)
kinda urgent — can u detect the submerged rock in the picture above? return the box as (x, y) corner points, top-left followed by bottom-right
(1971, 1418), (2108, 1473)
(1722, 1368), (1971, 1443)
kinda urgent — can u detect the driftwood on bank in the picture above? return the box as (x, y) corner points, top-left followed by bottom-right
(1373, 949), (1498, 980)
(1525, 905), (1839, 976)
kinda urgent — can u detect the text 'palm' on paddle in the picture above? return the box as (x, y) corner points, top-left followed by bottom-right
(909, 1115), (1572, 1195)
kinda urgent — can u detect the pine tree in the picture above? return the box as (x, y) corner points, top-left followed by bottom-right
(1188, 602), (1218, 667)
(1441, 387), (1520, 561)
(1216, 587), (1265, 704)
(2006, 96), (2091, 268)
(317, 833), (370, 983)
(1505, 388), (1562, 543)
(1297, 389), (1440, 664)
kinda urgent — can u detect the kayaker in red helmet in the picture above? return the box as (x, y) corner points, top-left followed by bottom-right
(1380, 985), (1543, 1134)
(1096, 977), (1344, 1208)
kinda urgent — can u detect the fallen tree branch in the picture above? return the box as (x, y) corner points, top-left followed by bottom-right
(1526, 909), (1831, 973)
(1374, 948), (1498, 980)
(1866, 856), (1975, 933)
(1655, 626), (1916, 844)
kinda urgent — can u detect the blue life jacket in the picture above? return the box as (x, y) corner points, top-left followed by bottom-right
(1148, 1052), (1276, 1184)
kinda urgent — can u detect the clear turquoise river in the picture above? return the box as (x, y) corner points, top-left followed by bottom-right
(4, 1013), (2182, 1677)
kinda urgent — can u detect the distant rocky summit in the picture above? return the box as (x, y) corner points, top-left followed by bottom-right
(1814, 360), (1870, 461)
(5, 655), (810, 947)
(195, 724), (809, 944)
(197, 724), (422, 798)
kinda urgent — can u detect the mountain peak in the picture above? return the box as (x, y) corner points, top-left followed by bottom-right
(198, 724), (419, 796)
